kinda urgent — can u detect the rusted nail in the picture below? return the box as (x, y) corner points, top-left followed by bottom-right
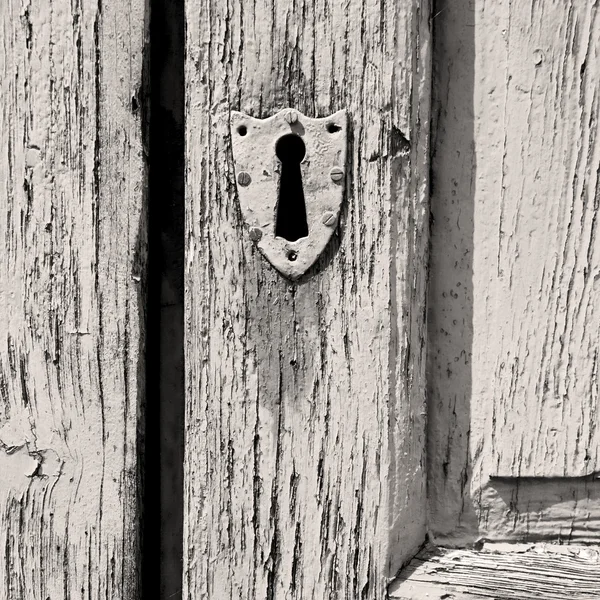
(249, 227), (263, 242)
(237, 171), (251, 186)
(285, 110), (299, 125)
(330, 166), (344, 182)
(322, 212), (337, 227)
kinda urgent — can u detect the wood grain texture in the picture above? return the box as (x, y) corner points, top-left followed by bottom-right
(389, 543), (600, 599)
(184, 0), (431, 598)
(0, 0), (148, 598)
(428, 0), (600, 543)
(475, 0), (600, 479)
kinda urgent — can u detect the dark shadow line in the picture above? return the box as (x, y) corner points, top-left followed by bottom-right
(142, 0), (185, 598)
(141, 0), (160, 595)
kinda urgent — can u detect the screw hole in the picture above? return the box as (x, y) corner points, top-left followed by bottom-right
(238, 125), (247, 136)
(287, 250), (298, 261)
(327, 123), (341, 133)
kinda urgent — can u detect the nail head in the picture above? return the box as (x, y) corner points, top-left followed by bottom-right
(322, 212), (337, 227)
(330, 167), (344, 182)
(238, 171), (251, 186)
(285, 110), (299, 125)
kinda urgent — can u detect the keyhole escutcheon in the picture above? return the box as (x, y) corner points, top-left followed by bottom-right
(275, 134), (308, 243)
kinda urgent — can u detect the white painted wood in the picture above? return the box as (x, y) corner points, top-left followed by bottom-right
(184, 0), (431, 598)
(389, 543), (600, 599)
(0, 0), (148, 597)
(474, 0), (600, 480)
(428, 0), (600, 544)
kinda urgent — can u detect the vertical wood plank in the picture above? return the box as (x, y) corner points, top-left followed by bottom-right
(184, 1), (431, 598)
(428, 0), (600, 544)
(0, 0), (148, 597)
(476, 0), (600, 478)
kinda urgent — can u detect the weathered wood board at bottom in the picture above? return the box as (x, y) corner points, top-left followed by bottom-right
(389, 543), (600, 599)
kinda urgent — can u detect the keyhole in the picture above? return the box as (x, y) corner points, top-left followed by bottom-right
(275, 134), (308, 242)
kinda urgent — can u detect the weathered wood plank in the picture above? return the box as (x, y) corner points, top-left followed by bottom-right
(0, 1), (148, 597)
(476, 0), (600, 479)
(184, 0), (431, 598)
(389, 543), (600, 600)
(428, 0), (600, 542)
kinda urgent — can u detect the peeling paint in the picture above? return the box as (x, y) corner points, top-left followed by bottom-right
(0, 444), (62, 478)
(428, 0), (600, 545)
(0, 0), (148, 596)
(185, 0), (431, 597)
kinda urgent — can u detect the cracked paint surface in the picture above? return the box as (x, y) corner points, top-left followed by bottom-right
(0, 0), (148, 597)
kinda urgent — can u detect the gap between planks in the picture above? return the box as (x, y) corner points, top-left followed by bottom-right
(389, 543), (600, 600)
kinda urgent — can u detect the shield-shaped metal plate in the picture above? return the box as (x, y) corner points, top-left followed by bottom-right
(230, 108), (347, 280)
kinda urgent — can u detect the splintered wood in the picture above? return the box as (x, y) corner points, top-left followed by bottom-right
(390, 544), (600, 600)
(0, 1), (147, 597)
(184, 0), (431, 598)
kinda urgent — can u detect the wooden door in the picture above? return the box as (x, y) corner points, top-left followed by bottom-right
(183, 1), (431, 598)
(0, 1), (147, 597)
(2, 0), (599, 598)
